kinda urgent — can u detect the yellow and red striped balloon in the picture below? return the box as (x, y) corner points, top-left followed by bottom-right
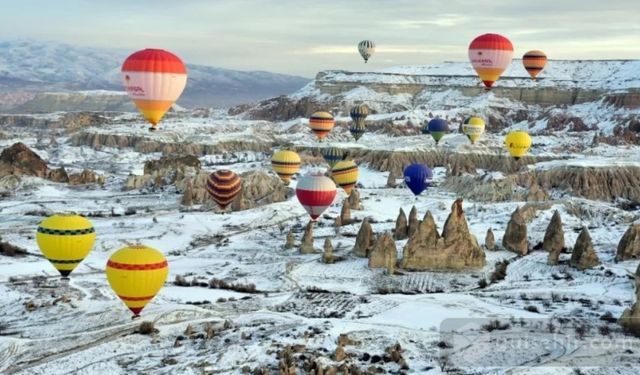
(271, 150), (301, 185)
(331, 160), (359, 195)
(121, 49), (188, 130)
(106, 244), (168, 318)
(522, 50), (547, 80)
(206, 170), (242, 209)
(468, 34), (514, 89)
(308, 111), (335, 141)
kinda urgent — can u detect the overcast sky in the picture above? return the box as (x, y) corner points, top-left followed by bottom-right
(2, 0), (639, 77)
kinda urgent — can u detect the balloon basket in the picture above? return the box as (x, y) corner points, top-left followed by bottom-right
(148, 127), (157, 132)
(132, 314), (141, 320)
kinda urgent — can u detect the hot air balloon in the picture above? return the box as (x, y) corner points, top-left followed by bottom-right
(322, 147), (344, 168)
(331, 160), (359, 195)
(271, 150), (301, 185)
(522, 50), (547, 80)
(468, 34), (514, 89)
(426, 119), (449, 145)
(309, 111), (335, 141)
(350, 104), (369, 141)
(505, 131), (532, 160)
(358, 40), (375, 63)
(36, 214), (96, 279)
(295, 174), (337, 220)
(462, 117), (486, 144)
(403, 164), (433, 197)
(121, 49), (188, 131)
(106, 244), (168, 318)
(206, 170), (242, 209)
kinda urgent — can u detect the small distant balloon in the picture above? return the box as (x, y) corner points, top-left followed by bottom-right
(358, 40), (375, 63)
(462, 117), (485, 144)
(403, 163), (433, 196)
(504, 131), (532, 160)
(522, 50), (547, 80)
(426, 119), (449, 145)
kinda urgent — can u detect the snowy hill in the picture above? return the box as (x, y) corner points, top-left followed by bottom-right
(0, 40), (310, 109)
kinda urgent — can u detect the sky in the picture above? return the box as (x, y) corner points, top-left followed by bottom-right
(2, 0), (639, 77)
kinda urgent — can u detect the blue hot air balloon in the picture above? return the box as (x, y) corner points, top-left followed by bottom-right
(426, 118), (449, 145)
(403, 163), (433, 196)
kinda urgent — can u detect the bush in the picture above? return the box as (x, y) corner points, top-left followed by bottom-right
(524, 305), (540, 313)
(482, 319), (511, 332)
(137, 321), (156, 335)
(598, 325), (611, 336)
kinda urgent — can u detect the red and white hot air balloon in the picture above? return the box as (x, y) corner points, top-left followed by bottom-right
(468, 33), (514, 89)
(295, 174), (337, 220)
(121, 49), (188, 131)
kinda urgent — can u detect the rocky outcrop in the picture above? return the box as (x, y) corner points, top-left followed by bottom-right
(570, 228), (600, 270)
(181, 181), (194, 206)
(353, 218), (374, 257)
(284, 229), (295, 250)
(619, 263), (640, 336)
(544, 211), (565, 265)
(68, 169), (104, 185)
(616, 224), (640, 261)
(144, 155), (201, 175)
(229, 171), (288, 211)
(299, 222), (315, 254)
(447, 157), (476, 177)
(48, 167), (69, 183)
(340, 200), (352, 225)
(526, 182), (549, 202)
(0, 142), (49, 178)
(368, 233), (397, 274)
(394, 208), (408, 240)
(347, 189), (362, 210)
(408, 206), (419, 238)
(322, 238), (334, 264)
(485, 228), (495, 251)
(127, 154), (201, 190)
(386, 171), (398, 188)
(503, 207), (528, 255)
(401, 199), (485, 270)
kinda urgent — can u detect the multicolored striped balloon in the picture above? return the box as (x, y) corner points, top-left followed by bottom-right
(296, 174), (337, 220)
(271, 150), (301, 185)
(462, 117), (485, 144)
(106, 244), (168, 318)
(349, 104), (368, 141)
(331, 160), (359, 195)
(309, 111), (335, 141)
(322, 147), (344, 168)
(358, 40), (375, 63)
(349, 122), (366, 141)
(121, 49), (188, 130)
(36, 214), (96, 279)
(522, 50), (547, 80)
(206, 170), (242, 209)
(468, 34), (514, 89)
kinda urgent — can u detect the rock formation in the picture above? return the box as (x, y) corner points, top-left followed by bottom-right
(616, 224), (640, 261)
(48, 167), (69, 183)
(68, 169), (104, 185)
(353, 218), (374, 257)
(407, 206), (419, 238)
(347, 189), (362, 210)
(0, 142), (49, 178)
(181, 181), (194, 206)
(526, 182), (549, 202)
(485, 228), (495, 251)
(393, 208), (408, 240)
(340, 200), (352, 225)
(544, 211), (565, 265)
(322, 238), (334, 264)
(126, 154), (201, 190)
(284, 229), (295, 249)
(299, 222), (315, 254)
(570, 227), (600, 270)
(368, 233), (397, 274)
(619, 263), (640, 336)
(386, 171), (398, 188)
(503, 207), (528, 255)
(401, 199), (485, 270)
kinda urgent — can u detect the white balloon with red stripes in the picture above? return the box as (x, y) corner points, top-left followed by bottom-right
(295, 174), (337, 220)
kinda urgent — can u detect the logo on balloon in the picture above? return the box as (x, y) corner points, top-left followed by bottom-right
(125, 86), (145, 96)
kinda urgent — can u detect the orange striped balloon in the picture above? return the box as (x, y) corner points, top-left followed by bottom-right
(522, 50), (547, 80)
(206, 170), (242, 209)
(468, 34), (514, 89)
(309, 111), (335, 141)
(121, 49), (188, 130)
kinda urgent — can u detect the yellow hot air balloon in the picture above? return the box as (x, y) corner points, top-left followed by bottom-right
(331, 160), (359, 195)
(36, 214), (96, 279)
(505, 131), (532, 159)
(271, 150), (301, 185)
(106, 244), (168, 318)
(462, 117), (486, 144)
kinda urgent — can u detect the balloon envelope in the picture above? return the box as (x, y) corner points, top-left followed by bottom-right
(505, 131), (532, 159)
(36, 214), (96, 278)
(468, 34), (514, 89)
(522, 50), (547, 79)
(206, 170), (242, 209)
(106, 244), (168, 318)
(331, 160), (359, 195)
(296, 174), (337, 220)
(403, 164), (433, 196)
(121, 49), (187, 129)
(427, 119), (449, 144)
(309, 111), (335, 141)
(322, 147), (344, 168)
(358, 40), (375, 63)
(462, 117), (485, 144)
(271, 150), (301, 185)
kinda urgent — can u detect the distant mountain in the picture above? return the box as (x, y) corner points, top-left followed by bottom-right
(0, 39), (310, 109)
